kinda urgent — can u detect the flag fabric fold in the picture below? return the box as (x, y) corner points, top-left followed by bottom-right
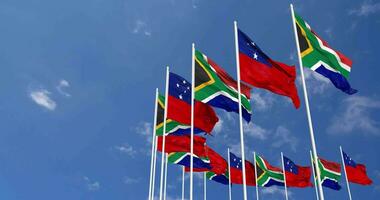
(342, 150), (372, 185)
(255, 154), (284, 187)
(283, 156), (312, 187)
(157, 135), (206, 156)
(194, 50), (252, 122)
(229, 152), (256, 186)
(294, 12), (357, 95)
(167, 72), (219, 134)
(238, 29), (301, 108)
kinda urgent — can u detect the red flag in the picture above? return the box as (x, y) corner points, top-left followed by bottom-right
(285, 166), (312, 187)
(157, 135), (206, 156)
(343, 151), (372, 185)
(167, 96), (219, 133)
(230, 160), (256, 186)
(229, 152), (256, 186)
(238, 29), (300, 108)
(283, 156), (312, 187)
(345, 164), (373, 185)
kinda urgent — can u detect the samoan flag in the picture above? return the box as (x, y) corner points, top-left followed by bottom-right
(238, 29), (301, 108)
(283, 156), (312, 187)
(229, 152), (256, 186)
(167, 72), (219, 134)
(342, 150), (372, 185)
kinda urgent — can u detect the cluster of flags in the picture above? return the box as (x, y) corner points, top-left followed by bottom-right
(147, 4), (371, 200)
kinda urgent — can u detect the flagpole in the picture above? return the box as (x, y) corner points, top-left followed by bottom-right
(290, 4), (325, 200)
(253, 152), (259, 200)
(281, 152), (289, 200)
(204, 172), (207, 200)
(148, 89), (159, 200)
(151, 136), (158, 200)
(159, 66), (170, 200)
(182, 166), (185, 200)
(340, 146), (353, 200)
(163, 153), (168, 200)
(234, 20), (248, 200)
(228, 148), (232, 200)
(190, 43), (195, 200)
(310, 150), (320, 200)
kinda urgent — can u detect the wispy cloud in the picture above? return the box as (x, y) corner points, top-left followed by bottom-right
(114, 143), (137, 157)
(56, 79), (71, 97)
(272, 126), (298, 152)
(301, 68), (331, 94)
(83, 176), (100, 191)
(124, 176), (140, 184)
(132, 20), (151, 36)
(213, 119), (224, 134)
(29, 89), (57, 111)
(261, 187), (292, 198)
(328, 95), (380, 135)
(349, 1), (380, 16)
(136, 121), (153, 143)
(244, 122), (269, 140)
(251, 91), (275, 111)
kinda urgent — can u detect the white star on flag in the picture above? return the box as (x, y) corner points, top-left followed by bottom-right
(254, 53), (258, 60)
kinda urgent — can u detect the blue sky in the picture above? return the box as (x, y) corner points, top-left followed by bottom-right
(0, 0), (379, 199)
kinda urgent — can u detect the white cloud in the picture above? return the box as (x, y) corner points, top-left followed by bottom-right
(244, 122), (269, 140)
(301, 68), (331, 94)
(114, 143), (137, 157)
(29, 89), (57, 111)
(328, 95), (380, 135)
(324, 27), (333, 39)
(251, 91), (275, 111)
(261, 187), (292, 197)
(124, 176), (140, 184)
(272, 126), (298, 152)
(132, 20), (151, 36)
(83, 176), (100, 191)
(136, 121), (153, 143)
(349, 1), (380, 16)
(213, 119), (223, 134)
(56, 79), (71, 97)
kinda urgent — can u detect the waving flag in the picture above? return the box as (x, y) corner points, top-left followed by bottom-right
(294, 12), (357, 94)
(194, 50), (252, 122)
(206, 171), (229, 185)
(342, 150), (372, 185)
(168, 152), (211, 171)
(167, 72), (219, 133)
(238, 29), (300, 108)
(318, 158), (342, 190)
(229, 152), (256, 186)
(184, 145), (227, 175)
(255, 154), (284, 187)
(156, 93), (203, 135)
(157, 135), (206, 156)
(283, 156), (312, 187)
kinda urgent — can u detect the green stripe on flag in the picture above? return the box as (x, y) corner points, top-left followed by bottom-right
(295, 13), (350, 78)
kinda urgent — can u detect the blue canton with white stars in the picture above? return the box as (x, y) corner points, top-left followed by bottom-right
(343, 151), (357, 167)
(238, 29), (273, 67)
(169, 72), (192, 104)
(283, 156), (299, 174)
(230, 152), (243, 170)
